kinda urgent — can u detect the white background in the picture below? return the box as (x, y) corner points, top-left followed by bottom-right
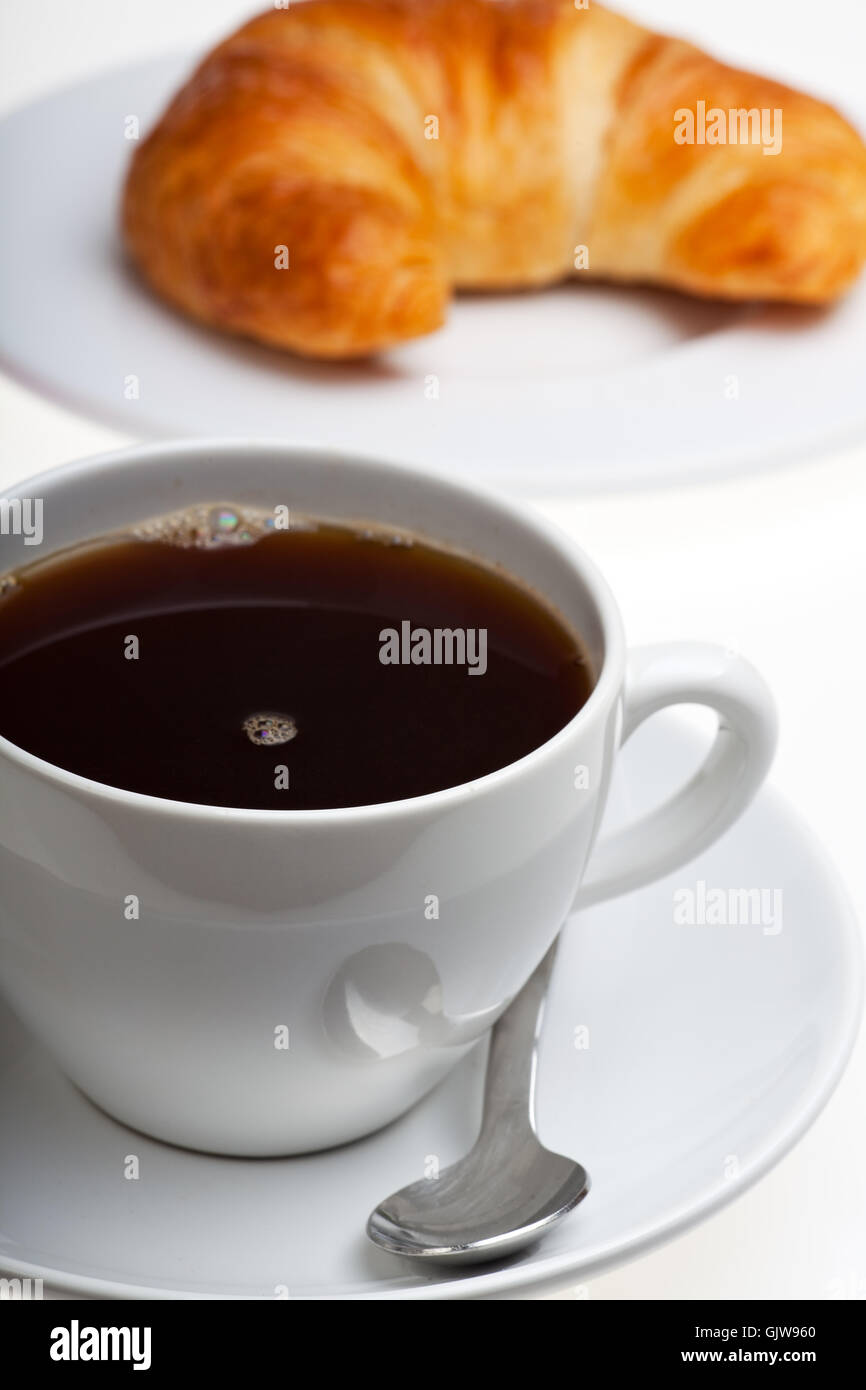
(0, 0), (864, 1300)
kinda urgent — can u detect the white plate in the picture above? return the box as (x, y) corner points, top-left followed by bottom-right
(0, 715), (860, 1300)
(1, 57), (866, 492)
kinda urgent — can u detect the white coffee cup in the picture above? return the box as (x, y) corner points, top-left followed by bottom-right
(0, 441), (777, 1155)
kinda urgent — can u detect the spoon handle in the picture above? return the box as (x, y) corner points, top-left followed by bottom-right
(479, 937), (560, 1138)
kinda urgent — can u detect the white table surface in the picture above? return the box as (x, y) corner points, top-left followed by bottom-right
(1, 0), (864, 1302)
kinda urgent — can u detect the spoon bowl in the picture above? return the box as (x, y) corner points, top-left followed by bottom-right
(367, 1135), (589, 1264)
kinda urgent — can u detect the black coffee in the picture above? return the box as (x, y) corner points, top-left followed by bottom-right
(0, 508), (593, 809)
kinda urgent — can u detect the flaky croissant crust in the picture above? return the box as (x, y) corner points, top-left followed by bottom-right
(123, 0), (866, 358)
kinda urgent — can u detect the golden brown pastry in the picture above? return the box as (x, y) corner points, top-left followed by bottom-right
(122, 0), (866, 359)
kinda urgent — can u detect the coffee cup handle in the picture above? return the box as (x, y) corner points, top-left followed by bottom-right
(576, 643), (778, 908)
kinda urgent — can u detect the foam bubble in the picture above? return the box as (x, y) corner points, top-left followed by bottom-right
(131, 503), (280, 550)
(131, 506), (413, 551)
(130, 503), (328, 549)
(356, 526), (413, 547)
(242, 712), (298, 746)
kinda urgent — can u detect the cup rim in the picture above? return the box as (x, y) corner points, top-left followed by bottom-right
(0, 439), (626, 824)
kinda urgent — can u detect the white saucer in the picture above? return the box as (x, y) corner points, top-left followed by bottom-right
(0, 715), (860, 1300)
(2, 58), (866, 492)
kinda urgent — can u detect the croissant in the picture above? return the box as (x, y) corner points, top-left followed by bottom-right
(122, 0), (866, 359)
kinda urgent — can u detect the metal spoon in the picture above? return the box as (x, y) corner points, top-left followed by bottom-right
(366, 940), (590, 1265)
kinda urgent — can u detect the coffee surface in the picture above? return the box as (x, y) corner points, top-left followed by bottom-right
(0, 512), (593, 809)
